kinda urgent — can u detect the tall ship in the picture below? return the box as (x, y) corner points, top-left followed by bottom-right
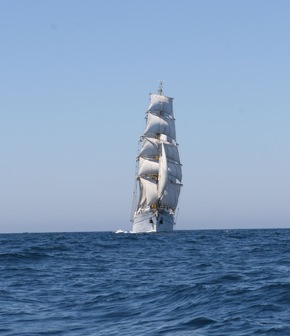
(131, 82), (182, 232)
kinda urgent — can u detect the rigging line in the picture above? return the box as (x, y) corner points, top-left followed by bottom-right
(130, 176), (137, 221)
(175, 207), (180, 225)
(130, 141), (141, 221)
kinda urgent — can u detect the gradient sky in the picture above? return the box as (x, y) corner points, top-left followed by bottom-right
(1, 0), (289, 233)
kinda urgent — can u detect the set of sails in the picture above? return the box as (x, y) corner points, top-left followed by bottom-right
(136, 93), (182, 213)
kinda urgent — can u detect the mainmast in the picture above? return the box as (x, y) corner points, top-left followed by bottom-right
(157, 80), (164, 95)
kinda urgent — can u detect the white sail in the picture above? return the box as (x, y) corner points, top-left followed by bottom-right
(160, 181), (182, 210)
(165, 144), (180, 163)
(144, 113), (176, 140)
(138, 151), (181, 182)
(139, 137), (180, 163)
(138, 177), (158, 208)
(138, 157), (158, 177)
(168, 161), (182, 182)
(148, 94), (173, 116)
(158, 143), (168, 198)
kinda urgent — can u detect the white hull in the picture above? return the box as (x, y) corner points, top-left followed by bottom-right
(132, 210), (174, 233)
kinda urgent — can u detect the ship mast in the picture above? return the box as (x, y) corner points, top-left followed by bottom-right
(158, 80), (164, 95)
(156, 80), (165, 209)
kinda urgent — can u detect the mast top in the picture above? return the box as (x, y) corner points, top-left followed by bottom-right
(157, 80), (164, 95)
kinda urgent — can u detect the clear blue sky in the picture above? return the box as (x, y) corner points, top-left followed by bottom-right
(1, 0), (289, 233)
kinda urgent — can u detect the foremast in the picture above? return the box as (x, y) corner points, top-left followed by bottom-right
(134, 82), (182, 218)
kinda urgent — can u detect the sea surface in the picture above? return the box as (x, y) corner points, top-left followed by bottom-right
(1, 229), (290, 335)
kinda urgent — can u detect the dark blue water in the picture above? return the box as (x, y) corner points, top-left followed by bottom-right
(1, 230), (290, 335)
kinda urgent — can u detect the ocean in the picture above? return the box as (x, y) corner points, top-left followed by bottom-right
(1, 229), (290, 335)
